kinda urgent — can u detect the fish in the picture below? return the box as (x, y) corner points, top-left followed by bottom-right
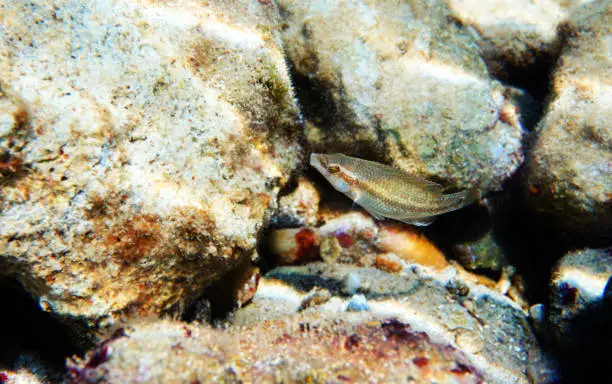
(310, 153), (475, 226)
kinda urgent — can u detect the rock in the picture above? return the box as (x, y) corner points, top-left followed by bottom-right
(274, 176), (320, 227)
(269, 227), (321, 265)
(0, 370), (45, 384)
(345, 293), (370, 312)
(454, 231), (507, 272)
(0, 0), (302, 330)
(547, 248), (612, 350)
(448, 0), (590, 77)
(279, 0), (525, 192)
(231, 263), (555, 383)
(266, 210), (508, 293)
(268, 211), (447, 270)
(525, 1), (612, 237)
(69, 316), (491, 383)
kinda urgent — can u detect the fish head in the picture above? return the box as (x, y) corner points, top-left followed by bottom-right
(310, 153), (355, 193)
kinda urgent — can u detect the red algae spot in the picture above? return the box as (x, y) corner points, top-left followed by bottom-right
(381, 319), (429, 346)
(274, 333), (293, 344)
(450, 362), (474, 375)
(0, 153), (24, 178)
(106, 214), (162, 265)
(0, 373), (8, 382)
(105, 327), (127, 344)
(334, 232), (353, 247)
(182, 325), (193, 338)
(344, 333), (361, 350)
(294, 228), (319, 261)
(84, 345), (110, 369)
(413, 357), (429, 368)
(528, 185), (541, 196)
(299, 322), (311, 333)
(559, 283), (578, 305)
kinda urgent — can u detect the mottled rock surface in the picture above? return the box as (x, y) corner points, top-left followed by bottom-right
(448, 0), (591, 76)
(454, 231), (507, 272)
(0, 0), (302, 329)
(547, 248), (612, 350)
(232, 263), (554, 383)
(274, 176), (320, 227)
(279, 0), (525, 192)
(525, 1), (612, 237)
(69, 317), (490, 384)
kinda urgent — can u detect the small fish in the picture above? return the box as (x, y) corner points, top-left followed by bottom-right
(310, 153), (475, 226)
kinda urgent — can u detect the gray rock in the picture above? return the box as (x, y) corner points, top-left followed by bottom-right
(0, 0), (302, 330)
(279, 0), (526, 193)
(345, 294), (370, 312)
(69, 316), (489, 383)
(232, 263), (556, 383)
(454, 231), (508, 272)
(525, 1), (612, 237)
(547, 248), (612, 350)
(448, 0), (592, 76)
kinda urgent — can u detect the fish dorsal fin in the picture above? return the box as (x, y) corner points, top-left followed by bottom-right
(354, 157), (444, 192)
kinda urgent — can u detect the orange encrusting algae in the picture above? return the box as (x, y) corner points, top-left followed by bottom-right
(377, 224), (449, 270)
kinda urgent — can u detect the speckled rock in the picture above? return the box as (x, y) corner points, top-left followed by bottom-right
(0, 0), (302, 330)
(1, 370), (45, 384)
(267, 211), (506, 294)
(525, 1), (612, 237)
(231, 263), (556, 383)
(68, 316), (491, 384)
(279, 0), (525, 192)
(274, 176), (321, 227)
(448, 0), (591, 77)
(454, 231), (508, 272)
(269, 211), (448, 268)
(547, 248), (612, 350)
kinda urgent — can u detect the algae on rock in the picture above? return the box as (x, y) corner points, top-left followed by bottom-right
(0, 0), (302, 330)
(525, 1), (612, 237)
(279, 0), (525, 193)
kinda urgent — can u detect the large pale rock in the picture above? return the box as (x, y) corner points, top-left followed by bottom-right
(279, 0), (525, 192)
(0, 0), (302, 329)
(525, 1), (612, 236)
(448, 0), (593, 76)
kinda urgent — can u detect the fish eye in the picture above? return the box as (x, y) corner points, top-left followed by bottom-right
(327, 164), (340, 174)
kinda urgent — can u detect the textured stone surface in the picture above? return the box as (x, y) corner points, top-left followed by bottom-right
(279, 0), (525, 192)
(547, 248), (612, 350)
(454, 231), (508, 272)
(274, 176), (321, 227)
(231, 263), (554, 383)
(448, 0), (591, 75)
(68, 317), (490, 384)
(0, 0), (302, 329)
(525, 1), (612, 236)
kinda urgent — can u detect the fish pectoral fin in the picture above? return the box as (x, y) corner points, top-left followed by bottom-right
(399, 216), (436, 226)
(353, 193), (386, 221)
(360, 205), (385, 221)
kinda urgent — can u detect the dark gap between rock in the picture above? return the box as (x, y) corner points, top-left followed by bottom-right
(0, 277), (83, 381)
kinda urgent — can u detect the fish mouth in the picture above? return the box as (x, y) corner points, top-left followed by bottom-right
(310, 153), (329, 171)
